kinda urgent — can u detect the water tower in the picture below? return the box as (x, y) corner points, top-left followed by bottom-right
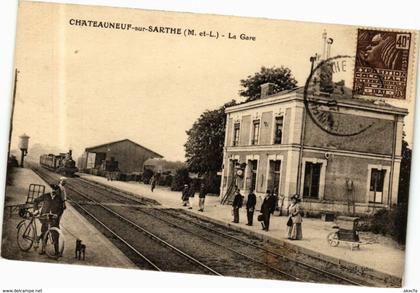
(18, 133), (30, 167)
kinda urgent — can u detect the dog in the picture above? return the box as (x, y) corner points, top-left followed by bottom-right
(75, 239), (86, 260)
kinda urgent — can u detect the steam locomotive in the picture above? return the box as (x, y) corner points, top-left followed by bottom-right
(39, 150), (78, 177)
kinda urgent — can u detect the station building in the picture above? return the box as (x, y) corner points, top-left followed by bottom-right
(78, 139), (163, 174)
(220, 84), (408, 216)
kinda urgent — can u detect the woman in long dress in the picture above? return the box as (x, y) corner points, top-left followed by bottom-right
(287, 194), (303, 240)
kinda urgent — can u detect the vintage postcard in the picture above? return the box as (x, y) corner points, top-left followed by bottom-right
(1, 1), (419, 288)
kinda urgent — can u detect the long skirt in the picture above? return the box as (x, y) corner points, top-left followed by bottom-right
(287, 223), (303, 240)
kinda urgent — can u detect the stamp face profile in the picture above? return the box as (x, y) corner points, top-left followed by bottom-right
(353, 29), (412, 99)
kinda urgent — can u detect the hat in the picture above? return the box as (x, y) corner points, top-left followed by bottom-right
(184, 184), (189, 187)
(290, 194), (301, 202)
(60, 177), (66, 181)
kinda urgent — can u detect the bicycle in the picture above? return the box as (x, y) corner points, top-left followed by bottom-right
(16, 208), (65, 259)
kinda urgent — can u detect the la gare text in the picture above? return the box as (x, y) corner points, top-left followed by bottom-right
(68, 19), (256, 41)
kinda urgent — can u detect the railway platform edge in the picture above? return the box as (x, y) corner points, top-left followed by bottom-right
(78, 173), (405, 285)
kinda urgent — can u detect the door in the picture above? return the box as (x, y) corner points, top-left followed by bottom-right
(303, 162), (322, 199)
(369, 168), (386, 203)
(246, 160), (258, 191)
(228, 159), (238, 186)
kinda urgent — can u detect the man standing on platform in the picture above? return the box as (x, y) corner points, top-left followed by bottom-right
(260, 190), (276, 231)
(150, 174), (156, 192)
(198, 182), (206, 212)
(181, 184), (192, 209)
(246, 188), (256, 226)
(34, 184), (65, 256)
(232, 189), (243, 223)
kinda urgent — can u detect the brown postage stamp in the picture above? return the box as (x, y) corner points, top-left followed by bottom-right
(353, 29), (412, 99)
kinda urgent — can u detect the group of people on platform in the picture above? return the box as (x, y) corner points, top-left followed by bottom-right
(176, 180), (303, 240)
(181, 182), (207, 212)
(232, 189), (303, 240)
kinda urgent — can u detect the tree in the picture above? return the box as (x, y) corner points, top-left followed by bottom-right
(398, 137), (411, 204)
(394, 135), (411, 244)
(239, 66), (298, 102)
(184, 100), (236, 190)
(171, 167), (190, 191)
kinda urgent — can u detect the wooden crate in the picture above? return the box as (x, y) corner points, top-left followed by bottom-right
(336, 216), (359, 230)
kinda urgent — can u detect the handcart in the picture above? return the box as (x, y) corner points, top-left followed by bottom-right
(327, 216), (371, 250)
(5, 184), (45, 217)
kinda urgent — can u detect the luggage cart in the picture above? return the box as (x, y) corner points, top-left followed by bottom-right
(327, 216), (363, 250)
(6, 184), (45, 217)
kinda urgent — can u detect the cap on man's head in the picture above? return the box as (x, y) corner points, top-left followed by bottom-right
(60, 177), (66, 181)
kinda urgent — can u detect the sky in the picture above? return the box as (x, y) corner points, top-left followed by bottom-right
(9, 1), (417, 161)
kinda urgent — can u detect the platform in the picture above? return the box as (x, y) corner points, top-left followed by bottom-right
(78, 173), (406, 280)
(1, 168), (136, 269)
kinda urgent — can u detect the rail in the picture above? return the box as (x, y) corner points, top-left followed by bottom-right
(33, 166), (222, 276)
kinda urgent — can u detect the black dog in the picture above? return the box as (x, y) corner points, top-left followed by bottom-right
(75, 239), (86, 260)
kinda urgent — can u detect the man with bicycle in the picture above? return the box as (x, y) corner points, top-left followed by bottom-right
(59, 177), (67, 210)
(33, 183), (66, 256)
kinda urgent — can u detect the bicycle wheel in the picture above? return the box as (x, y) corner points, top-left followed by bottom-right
(43, 227), (64, 259)
(327, 231), (340, 247)
(17, 221), (35, 251)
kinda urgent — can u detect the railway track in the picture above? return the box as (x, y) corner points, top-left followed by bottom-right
(64, 175), (298, 280)
(32, 167), (221, 275)
(70, 176), (371, 285)
(32, 166), (396, 286)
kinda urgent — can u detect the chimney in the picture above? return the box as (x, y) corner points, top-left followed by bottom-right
(260, 82), (276, 98)
(321, 30), (327, 60)
(317, 31), (334, 94)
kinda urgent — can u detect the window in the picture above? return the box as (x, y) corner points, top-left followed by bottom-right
(369, 169), (386, 203)
(303, 162), (322, 198)
(251, 120), (260, 145)
(233, 123), (240, 146)
(274, 116), (284, 144)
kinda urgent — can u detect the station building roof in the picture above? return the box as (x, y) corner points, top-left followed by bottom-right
(226, 86), (409, 116)
(85, 139), (163, 158)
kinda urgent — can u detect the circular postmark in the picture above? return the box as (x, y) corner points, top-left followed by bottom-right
(303, 55), (375, 137)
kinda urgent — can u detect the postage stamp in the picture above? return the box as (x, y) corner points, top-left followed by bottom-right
(353, 29), (412, 99)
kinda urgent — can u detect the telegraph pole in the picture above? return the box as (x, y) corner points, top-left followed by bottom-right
(8, 68), (19, 159)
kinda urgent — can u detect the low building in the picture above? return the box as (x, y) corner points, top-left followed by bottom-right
(143, 158), (185, 175)
(220, 58), (408, 216)
(79, 139), (163, 174)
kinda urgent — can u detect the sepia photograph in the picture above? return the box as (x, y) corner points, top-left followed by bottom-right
(0, 0), (419, 291)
